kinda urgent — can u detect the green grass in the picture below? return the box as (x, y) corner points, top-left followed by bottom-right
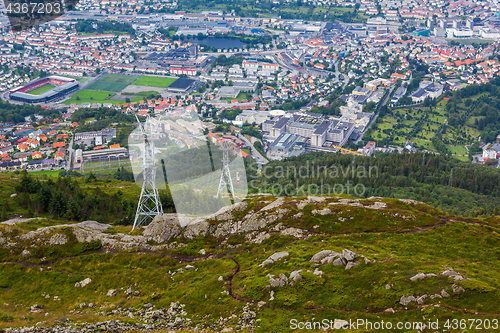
(63, 90), (117, 105)
(448, 39), (494, 45)
(81, 159), (132, 175)
(77, 77), (90, 83)
(222, 91), (251, 102)
(366, 95), (485, 154)
(86, 81), (129, 92)
(448, 145), (467, 154)
(132, 76), (177, 88)
(63, 90), (142, 105)
(29, 84), (55, 95)
(86, 74), (139, 92)
(98, 74), (138, 84)
(27, 170), (62, 177)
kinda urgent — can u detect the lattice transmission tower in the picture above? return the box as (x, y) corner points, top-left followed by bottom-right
(132, 115), (163, 230)
(217, 140), (235, 198)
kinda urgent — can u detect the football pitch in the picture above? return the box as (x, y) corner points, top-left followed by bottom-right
(29, 84), (55, 95)
(132, 76), (177, 88)
(87, 74), (139, 92)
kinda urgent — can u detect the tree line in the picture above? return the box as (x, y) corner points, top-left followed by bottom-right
(248, 152), (500, 217)
(13, 170), (175, 224)
(0, 101), (59, 123)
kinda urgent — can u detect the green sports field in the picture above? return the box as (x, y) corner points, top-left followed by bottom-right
(27, 170), (62, 177)
(29, 84), (55, 95)
(63, 89), (142, 105)
(132, 76), (177, 88)
(98, 74), (138, 83)
(86, 74), (139, 92)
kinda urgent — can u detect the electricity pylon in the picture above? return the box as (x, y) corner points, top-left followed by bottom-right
(132, 115), (163, 230)
(217, 140), (235, 198)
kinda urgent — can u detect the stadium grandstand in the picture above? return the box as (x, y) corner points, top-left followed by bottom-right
(9, 76), (79, 103)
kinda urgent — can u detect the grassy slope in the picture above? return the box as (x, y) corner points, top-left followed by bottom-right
(0, 178), (499, 332)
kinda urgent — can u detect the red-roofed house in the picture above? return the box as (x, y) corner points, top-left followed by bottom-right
(55, 150), (65, 161)
(53, 141), (66, 148)
(32, 151), (42, 159)
(17, 143), (29, 152)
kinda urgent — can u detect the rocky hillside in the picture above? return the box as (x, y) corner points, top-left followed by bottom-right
(0, 195), (500, 332)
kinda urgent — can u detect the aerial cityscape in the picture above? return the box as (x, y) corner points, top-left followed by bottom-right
(0, 0), (500, 332)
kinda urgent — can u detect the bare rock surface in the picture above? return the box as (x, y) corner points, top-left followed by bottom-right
(1, 217), (45, 225)
(310, 250), (338, 263)
(143, 214), (184, 242)
(261, 252), (289, 266)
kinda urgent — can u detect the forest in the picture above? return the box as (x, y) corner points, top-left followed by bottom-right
(0, 101), (59, 123)
(249, 152), (500, 217)
(11, 170), (175, 224)
(444, 77), (500, 143)
(74, 20), (135, 36)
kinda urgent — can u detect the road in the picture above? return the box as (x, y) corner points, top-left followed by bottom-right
(66, 135), (74, 171)
(238, 134), (268, 165)
(354, 85), (396, 145)
(334, 61), (349, 89)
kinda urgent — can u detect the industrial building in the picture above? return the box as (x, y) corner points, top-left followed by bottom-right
(267, 133), (306, 160)
(263, 112), (355, 150)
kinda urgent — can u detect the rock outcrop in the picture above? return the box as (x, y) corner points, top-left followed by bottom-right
(261, 252), (289, 266)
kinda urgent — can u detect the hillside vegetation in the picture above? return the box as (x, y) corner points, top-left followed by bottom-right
(0, 188), (500, 332)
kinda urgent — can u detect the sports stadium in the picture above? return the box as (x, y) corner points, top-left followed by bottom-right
(9, 76), (79, 103)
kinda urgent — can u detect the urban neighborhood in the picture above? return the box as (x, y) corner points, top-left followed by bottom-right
(1, 0), (500, 174)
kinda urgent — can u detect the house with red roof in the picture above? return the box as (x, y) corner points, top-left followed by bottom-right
(17, 143), (29, 152)
(55, 150), (65, 161)
(31, 151), (42, 159)
(53, 141), (66, 148)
